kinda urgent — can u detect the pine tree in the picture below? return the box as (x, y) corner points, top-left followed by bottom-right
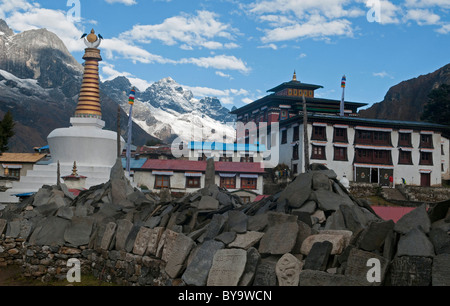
(0, 111), (15, 153)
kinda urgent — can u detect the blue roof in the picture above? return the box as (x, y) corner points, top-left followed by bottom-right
(188, 141), (266, 152)
(121, 158), (147, 169)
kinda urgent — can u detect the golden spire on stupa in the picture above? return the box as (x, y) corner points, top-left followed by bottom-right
(292, 70), (297, 81)
(75, 29), (104, 119)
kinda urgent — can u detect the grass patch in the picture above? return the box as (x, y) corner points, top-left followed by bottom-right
(364, 196), (398, 207)
(0, 266), (115, 286)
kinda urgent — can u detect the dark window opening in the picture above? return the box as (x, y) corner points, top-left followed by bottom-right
(398, 150), (413, 165)
(420, 151), (433, 165)
(398, 133), (412, 147)
(333, 147), (348, 161)
(241, 178), (257, 190)
(186, 177), (201, 188)
(281, 130), (287, 144)
(333, 128), (348, 143)
(293, 126), (300, 141)
(155, 175), (170, 189)
(311, 145), (326, 160)
(220, 177), (236, 189)
(312, 126), (327, 141)
(292, 144), (299, 160)
(420, 134), (433, 149)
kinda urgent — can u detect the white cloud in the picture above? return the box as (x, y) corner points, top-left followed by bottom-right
(179, 55), (250, 73)
(242, 97), (254, 104)
(436, 23), (450, 34)
(0, 0), (36, 19)
(373, 71), (394, 79)
(246, 0), (365, 43)
(257, 43), (278, 50)
(101, 37), (176, 64)
(184, 85), (250, 105)
(216, 71), (233, 79)
(5, 7), (85, 52)
(249, 0), (365, 20)
(105, 0), (137, 5)
(119, 10), (239, 50)
(100, 62), (151, 91)
(404, 9), (441, 25)
(261, 17), (354, 43)
(405, 0), (450, 8)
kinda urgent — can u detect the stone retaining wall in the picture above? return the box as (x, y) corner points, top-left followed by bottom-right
(0, 235), (170, 285)
(1, 161), (449, 287)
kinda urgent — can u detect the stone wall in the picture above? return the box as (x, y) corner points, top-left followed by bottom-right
(403, 186), (450, 203)
(1, 161), (449, 286)
(348, 183), (380, 198)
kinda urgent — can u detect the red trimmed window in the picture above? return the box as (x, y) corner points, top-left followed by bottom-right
(155, 175), (170, 189)
(420, 134), (433, 149)
(241, 178), (257, 190)
(240, 156), (254, 163)
(398, 133), (412, 147)
(333, 147), (348, 161)
(220, 177), (236, 189)
(312, 126), (326, 141)
(333, 128), (348, 143)
(311, 145), (326, 160)
(420, 152), (433, 165)
(398, 150), (413, 165)
(186, 177), (201, 188)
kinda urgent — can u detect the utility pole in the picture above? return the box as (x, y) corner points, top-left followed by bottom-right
(302, 93), (310, 172)
(117, 105), (121, 158)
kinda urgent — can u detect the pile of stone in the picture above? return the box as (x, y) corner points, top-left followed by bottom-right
(0, 159), (449, 286)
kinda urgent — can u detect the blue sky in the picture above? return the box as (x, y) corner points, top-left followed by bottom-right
(1, 0), (449, 110)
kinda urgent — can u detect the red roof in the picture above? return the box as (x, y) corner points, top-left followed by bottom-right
(371, 206), (416, 223)
(141, 159), (265, 174)
(254, 195), (270, 202)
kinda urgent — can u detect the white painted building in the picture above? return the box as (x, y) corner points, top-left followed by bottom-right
(231, 73), (450, 188)
(278, 114), (449, 187)
(133, 159), (265, 196)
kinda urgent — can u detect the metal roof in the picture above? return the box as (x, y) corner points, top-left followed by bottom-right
(121, 158), (148, 169)
(0, 153), (47, 163)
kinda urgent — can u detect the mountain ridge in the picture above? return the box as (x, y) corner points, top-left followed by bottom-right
(359, 63), (450, 121)
(0, 20), (235, 152)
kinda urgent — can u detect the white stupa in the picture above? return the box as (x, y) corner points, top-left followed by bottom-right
(1, 30), (125, 203)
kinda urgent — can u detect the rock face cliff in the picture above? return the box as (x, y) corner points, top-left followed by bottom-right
(359, 64), (450, 121)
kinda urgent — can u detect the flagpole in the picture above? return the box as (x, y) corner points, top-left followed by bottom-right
(126, 87), (136, 174)
(340, 75), (346, 117)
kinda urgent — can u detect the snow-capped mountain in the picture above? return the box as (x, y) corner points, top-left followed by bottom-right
(102, 76), (237, 144)
(0, 19), (236, 151)
(0, 20), (157, 152)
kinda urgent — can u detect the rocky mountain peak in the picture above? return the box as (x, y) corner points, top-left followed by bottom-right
(359, 63), (450, 121)
(0, 19), (13, 36)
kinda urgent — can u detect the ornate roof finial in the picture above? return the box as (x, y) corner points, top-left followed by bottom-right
(293, 70), (297, 81)
(72, 161), (78, 177)
(81, 28), (103, 49)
